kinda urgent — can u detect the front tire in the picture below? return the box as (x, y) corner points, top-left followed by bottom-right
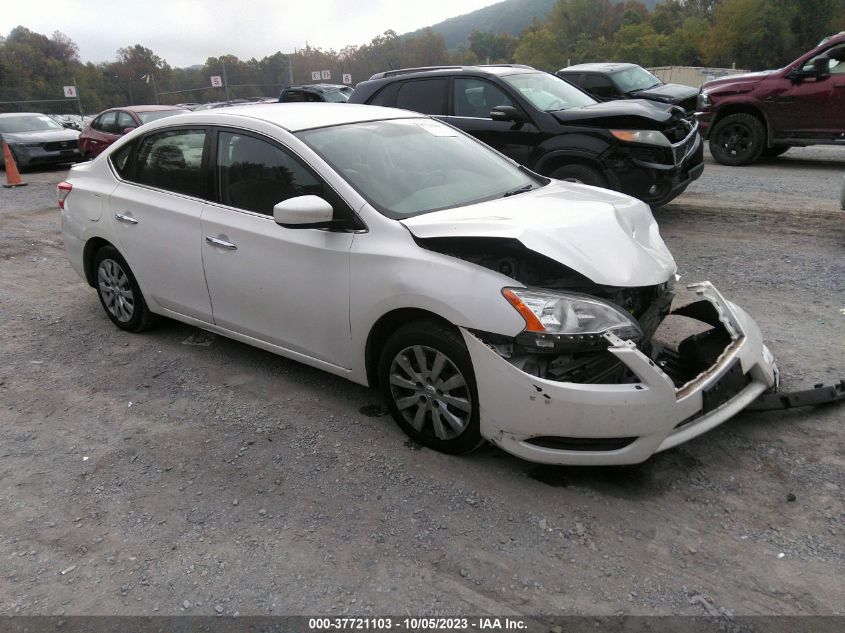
(549, 164), (607, 187)
(378, 321), (482, 455)
(93, 246), (156, 332)
(709, 113), (765, 166)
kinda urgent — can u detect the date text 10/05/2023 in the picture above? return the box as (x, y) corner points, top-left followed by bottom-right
(308, 617), (528, 630)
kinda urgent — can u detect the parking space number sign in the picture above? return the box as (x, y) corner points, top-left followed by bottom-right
(63, 86), (77, 98)
(342, 74), (352, 85)
(210, 75), (223, 87)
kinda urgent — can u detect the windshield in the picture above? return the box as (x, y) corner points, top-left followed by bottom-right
(0, 114), (65, 133)
(612, 66), (662, 93)
(298, 118), (541, 219)
(136, 110), (185, 124)
(321, 89), (349, 103)
(501, 72), (595, 111)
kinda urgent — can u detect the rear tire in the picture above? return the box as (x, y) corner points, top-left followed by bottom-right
(709, 113), (765, 166)
(378, 321), (482, 455)
(93, 246), (156, 332)
(549, 164), (607, 187)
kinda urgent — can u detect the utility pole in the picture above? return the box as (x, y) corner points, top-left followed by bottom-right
(72, 75), (83, 116)
(151, 74), (159, 104)
(288, 53), (294, 86)
(222, 60), (231, 102)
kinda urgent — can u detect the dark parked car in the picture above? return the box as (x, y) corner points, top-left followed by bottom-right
(279, 84), (352, 103)
(78, 105), (188, 159)
(697, 32), (845, 165)
(349, 65), (703, 207)
(557, 63), (699, 114)
(0, 112), (81, 169)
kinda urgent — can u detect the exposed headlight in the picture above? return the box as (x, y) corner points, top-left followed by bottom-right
(697, 91), (712, 109)
(502, 287), (642, 344)
(610, 129), (670, 147)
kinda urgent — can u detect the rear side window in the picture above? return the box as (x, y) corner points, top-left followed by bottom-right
(110, 142), (135, 178)
(216, 132), (324, 215)
(132, 129), (207, 197)
(396, 79), (448, 115)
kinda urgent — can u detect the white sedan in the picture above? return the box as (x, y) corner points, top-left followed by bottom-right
(59, 103), (778, 465)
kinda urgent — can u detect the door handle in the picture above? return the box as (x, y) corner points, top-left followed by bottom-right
(205, 236), (237, 250)
(114, 213), (138, 224)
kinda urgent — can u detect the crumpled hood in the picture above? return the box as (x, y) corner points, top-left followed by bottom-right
(1, 128), (80, 143)
(630, 82), (699, 103)
(401, 182), (677, 287)
(702, 70), (775, 91)
(550, 98), (681, 129)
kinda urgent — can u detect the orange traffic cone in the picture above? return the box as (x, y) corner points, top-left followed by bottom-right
(2, 140), (27, 188)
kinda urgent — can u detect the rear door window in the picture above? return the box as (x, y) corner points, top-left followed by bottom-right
(583, 74), (617, 99)
(116, 111), (137, 132)
(131, 129), (208, 197)
(396, 79), (448, 115)
(94, 112), (118, 134)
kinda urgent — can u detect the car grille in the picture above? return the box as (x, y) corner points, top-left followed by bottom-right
(669, 121), (699, 165)
(43, 140), (78, 151)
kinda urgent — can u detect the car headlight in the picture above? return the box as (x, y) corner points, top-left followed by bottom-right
(697, 91), (712, 109)
(609, 129), (670, 147)
(502, 287), (642, 349)
(14, 142), (42, 148)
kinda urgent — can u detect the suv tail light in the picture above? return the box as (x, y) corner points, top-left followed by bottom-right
(57, 181), (72, 210)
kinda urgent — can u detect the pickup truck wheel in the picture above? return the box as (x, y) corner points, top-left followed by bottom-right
(761, 145), (790, 158)
(549, 164), (607, 187)
(709, 113), (765, 166)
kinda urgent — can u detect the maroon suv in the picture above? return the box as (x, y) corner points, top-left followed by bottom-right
(78, 105), (187, 159)
(697, 32), (845, 165)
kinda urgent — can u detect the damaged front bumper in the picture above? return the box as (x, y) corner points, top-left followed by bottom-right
(462, 281), (778, 465)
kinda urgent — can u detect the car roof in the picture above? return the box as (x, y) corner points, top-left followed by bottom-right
(106, 105), (187, 113)
(285, 84), (347, 93)
(559, 63), (638, 73)
(367, 64), (537, 81)
(0, 112), (51, 118)
(145, 103), (419, 132)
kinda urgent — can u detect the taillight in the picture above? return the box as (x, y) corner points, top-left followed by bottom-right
(57, 181), (72, 210)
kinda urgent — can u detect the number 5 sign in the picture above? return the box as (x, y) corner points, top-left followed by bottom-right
(210, 75), (223, 87)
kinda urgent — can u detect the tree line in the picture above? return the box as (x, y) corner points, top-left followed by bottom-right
(1, 0), (843, 115)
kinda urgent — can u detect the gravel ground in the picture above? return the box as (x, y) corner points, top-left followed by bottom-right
(0, 149), (843, 620)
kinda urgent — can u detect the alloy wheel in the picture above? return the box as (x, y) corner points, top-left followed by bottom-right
(97, 258), (135, 322)
(388, 345), (473, 441)
(716, 123), (754, 158)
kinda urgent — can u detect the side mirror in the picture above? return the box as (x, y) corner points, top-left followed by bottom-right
(813, 57), (831, 79)
(273, 195), (335, 228)
(490, 105), (527, 123)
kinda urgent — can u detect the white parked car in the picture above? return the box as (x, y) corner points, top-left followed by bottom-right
(59, 103), (778, 465)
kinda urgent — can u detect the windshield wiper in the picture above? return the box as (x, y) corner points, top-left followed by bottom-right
(503, 184), (533, 197)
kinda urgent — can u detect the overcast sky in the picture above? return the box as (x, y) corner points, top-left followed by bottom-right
(1, 0), (497, 67)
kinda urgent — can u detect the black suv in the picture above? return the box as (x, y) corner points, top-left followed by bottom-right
(349, 65), (703, 207)
(279, 84), (352, 103)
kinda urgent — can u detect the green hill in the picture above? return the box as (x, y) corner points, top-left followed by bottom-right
(406, 0), (663, 51)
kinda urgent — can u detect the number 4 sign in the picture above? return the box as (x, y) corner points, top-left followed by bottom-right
(63, 85), (77, 98)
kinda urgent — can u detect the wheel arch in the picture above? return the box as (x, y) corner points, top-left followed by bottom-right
(82, 236), (116, 287)
(364, 308), (458, 389)
(534, 150), (605, 177)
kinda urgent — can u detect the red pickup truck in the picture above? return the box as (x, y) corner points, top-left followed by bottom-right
(697, 32), (845, 165)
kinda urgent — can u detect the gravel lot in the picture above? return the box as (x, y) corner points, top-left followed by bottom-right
(0, 148), (843, 620)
